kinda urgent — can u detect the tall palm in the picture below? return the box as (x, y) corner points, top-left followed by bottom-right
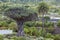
(38, 2), (49, 36)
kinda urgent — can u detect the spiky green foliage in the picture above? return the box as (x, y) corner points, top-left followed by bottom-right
(38, 2), (49, 14)
(4, 7), (38, 21)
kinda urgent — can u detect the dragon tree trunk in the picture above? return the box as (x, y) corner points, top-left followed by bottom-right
(16, 21), (24, 36)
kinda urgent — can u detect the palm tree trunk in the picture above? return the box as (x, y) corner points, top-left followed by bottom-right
(16, 21), (25, 37)
(42, 13), (45, 36)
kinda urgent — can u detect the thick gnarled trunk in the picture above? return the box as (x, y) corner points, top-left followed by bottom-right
(16, 21), (24, 36)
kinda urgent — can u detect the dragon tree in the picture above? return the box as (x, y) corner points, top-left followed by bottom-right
(4, 7), (38, 36)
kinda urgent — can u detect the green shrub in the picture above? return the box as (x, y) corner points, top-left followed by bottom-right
(45, 38), (54, 40)
(11, 36), (26, 40)
(8, 22), (17, 32)
(57, 21), (60, 27)
(0, 21), (8, 27)
(0, 35), (3, 40)
(35, 21), (42, 27)
(24, 27), (38, 36)
(54, 35), (60, 40)
(47, 27), (54, 33)
(11, 36), (18, 40)
(24, 21), (42, 27)
(24, 27), (46, 37)
(29, 27), (38, 36)
(24, 21), (35, 27)
(44, 22), (54, 27)
(18, 37), (26, 40)
(24, 21), (54, 27)
(45, 33), (54, 38)
(24, 27), (30, 34)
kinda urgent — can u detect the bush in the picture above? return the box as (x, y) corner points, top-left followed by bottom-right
(8, 22), (17, 32)
(29, 27), (39, 36)
(57, 21), (60, 27)
(11, 36), (26, 40)
(24, 27), (30, 34)
(45, 33), (54, 38)
(24, 21), (43, 27)
(35, 21), (42, 27)
(11, 36), (18, 40)
(0, 21), (8, 27)
(0, 35), (3, 40)
(24, 21), (35, 27)
(18, 37), (26, 40)
(24, 27), (46, 37)
(44, 22), (54, 27)
(24, 21), (54, 28)
(54, 35), (60, 40)
(24, 27), (38, 36)
(47, 27), (54, 33)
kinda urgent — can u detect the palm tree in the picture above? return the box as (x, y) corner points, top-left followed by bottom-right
(38, 2), (49, 36)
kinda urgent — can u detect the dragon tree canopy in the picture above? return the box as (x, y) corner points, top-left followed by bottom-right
(4, 7), (38, 22)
